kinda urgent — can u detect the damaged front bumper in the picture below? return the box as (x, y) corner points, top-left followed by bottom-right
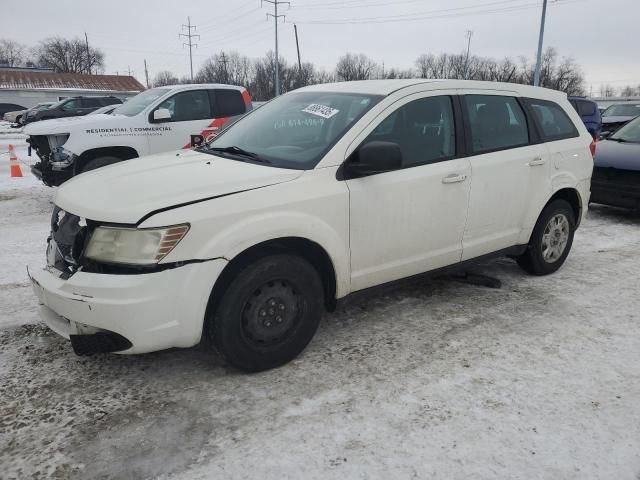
(28, 258), (227, 355)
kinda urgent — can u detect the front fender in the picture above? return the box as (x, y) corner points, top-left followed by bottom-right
(142, 169), (351, 297)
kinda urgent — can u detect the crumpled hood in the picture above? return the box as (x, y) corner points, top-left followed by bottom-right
(55, 149), (303, 224)
(594, 139), (640, 171)
(24, 114), (124, 135)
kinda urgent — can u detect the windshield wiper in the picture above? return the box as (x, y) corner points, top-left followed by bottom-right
(609, 137), (627, 143)
(207, 145), (270, 163)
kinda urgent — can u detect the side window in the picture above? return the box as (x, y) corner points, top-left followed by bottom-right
(61, 99), (82, 111)
(463, 95), (529, 153)
(157, 90), (211, 122)
(213, 89), (246, 117)
(527, 99), (579, 141)
(82, 98), (102, 108)
(362, 96), (456, 169)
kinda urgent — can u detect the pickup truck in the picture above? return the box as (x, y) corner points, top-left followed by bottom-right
(24, 83), (252, 186)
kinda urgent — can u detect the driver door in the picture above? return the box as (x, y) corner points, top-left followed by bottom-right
(345, 93), (471, 292)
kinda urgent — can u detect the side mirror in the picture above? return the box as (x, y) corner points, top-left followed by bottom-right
(153, 108), (172, 122)
(346, 141), (403, 178)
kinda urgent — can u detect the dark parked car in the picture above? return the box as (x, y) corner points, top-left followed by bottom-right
(24, 96), (123, 124)
(600, 103), (640, 138)
(568, 96), (601, 139)
(19, 102), (55, 125)
(591, 116), (640, 209)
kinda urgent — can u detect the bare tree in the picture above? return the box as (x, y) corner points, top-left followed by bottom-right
(599, 84), (616, 97)
(0, 39), (27, 67)
(35, 37), (104, 73)
(196, 51), (251, 86)
(414, 47), (584, 94)
(153, 70), (179, 87)
(335, 53), (378, 81)
(620, 85), (640, 97)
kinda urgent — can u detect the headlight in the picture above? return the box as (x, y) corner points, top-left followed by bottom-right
(84, 224), (190, 265)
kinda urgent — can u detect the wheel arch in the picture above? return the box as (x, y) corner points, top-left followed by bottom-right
(546, 187), (583, 228)
(75, 146), (139, 173)
(204, 237), (338, 338)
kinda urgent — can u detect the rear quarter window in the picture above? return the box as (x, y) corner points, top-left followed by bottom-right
(527, 99), (579, 141)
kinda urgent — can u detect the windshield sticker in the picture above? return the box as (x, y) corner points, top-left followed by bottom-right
(302, 104), (339, 119)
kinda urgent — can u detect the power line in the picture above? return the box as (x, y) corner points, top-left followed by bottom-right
(263, 0), (290, 97)
(290, 0), (579, 25)
(179, 16), (200, 81)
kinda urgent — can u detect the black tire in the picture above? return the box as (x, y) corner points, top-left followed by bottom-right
(81, 156), (123, 173)
(210, 254), (324, 372)
(15, 115), (22, 124)
(516, 199), (576, 276)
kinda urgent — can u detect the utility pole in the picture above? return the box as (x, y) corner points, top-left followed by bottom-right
(294, 24), (302, 74)
(125, 65), (134, 76)
(464, 30), (473, 80)
(84, 32), (91, 75)
(180, 16), (200, 81)
(533, 0), (548, 87)
(144, 59), (150, 88)
(263, 0), (290, 97)
(220, 51), (229, 83)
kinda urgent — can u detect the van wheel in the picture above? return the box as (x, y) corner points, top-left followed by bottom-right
(210, 254), (323, 372)
(516, 199), (576, 276)
(81, 156), (122, 173)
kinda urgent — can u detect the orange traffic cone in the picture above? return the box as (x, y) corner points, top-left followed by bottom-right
(8, 144), (23, 177)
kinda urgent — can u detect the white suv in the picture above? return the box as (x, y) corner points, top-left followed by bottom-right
(29, 80), (594, 372)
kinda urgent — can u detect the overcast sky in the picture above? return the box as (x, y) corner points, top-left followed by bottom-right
(4, 0), (639, 95)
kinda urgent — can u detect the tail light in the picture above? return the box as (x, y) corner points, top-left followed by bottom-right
(589, 140), (596, 158)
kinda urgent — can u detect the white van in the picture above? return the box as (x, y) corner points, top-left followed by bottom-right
(29, 80), (594, 372)
(24, 84), (252, 186)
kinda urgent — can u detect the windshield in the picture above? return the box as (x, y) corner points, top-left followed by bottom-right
(208, 91), (382, 169)
(112, 88), (168, 117)
(47, 98), (72, 109)
(610, 116), (640, 142)
(602, 103), (640, 117)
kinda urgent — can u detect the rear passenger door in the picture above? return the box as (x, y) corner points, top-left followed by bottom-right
(460, 93), (551, 260)
(148, 89), (214, 153)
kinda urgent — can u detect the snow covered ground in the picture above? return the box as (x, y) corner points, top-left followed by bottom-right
(1, 135), (639, 479)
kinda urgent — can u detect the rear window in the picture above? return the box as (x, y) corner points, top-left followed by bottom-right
(213, 89), (246, 117)
(527, 99), (579, 141)
(577, 100), (596, 117)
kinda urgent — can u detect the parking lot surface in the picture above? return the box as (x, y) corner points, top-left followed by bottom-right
(1, 137), (639, 479)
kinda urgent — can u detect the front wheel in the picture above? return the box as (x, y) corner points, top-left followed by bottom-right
(516, 199), (576, 276)
(210, 254), (324, 372)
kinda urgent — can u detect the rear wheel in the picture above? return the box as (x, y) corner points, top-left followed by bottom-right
(516, 199), (576, 275)
(81, 156), (123, 173)
(210, 254), (324, 372)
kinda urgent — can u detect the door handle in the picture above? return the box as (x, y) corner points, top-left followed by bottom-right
(528, 157), (546, 166)
(442, 173), (467, 184)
